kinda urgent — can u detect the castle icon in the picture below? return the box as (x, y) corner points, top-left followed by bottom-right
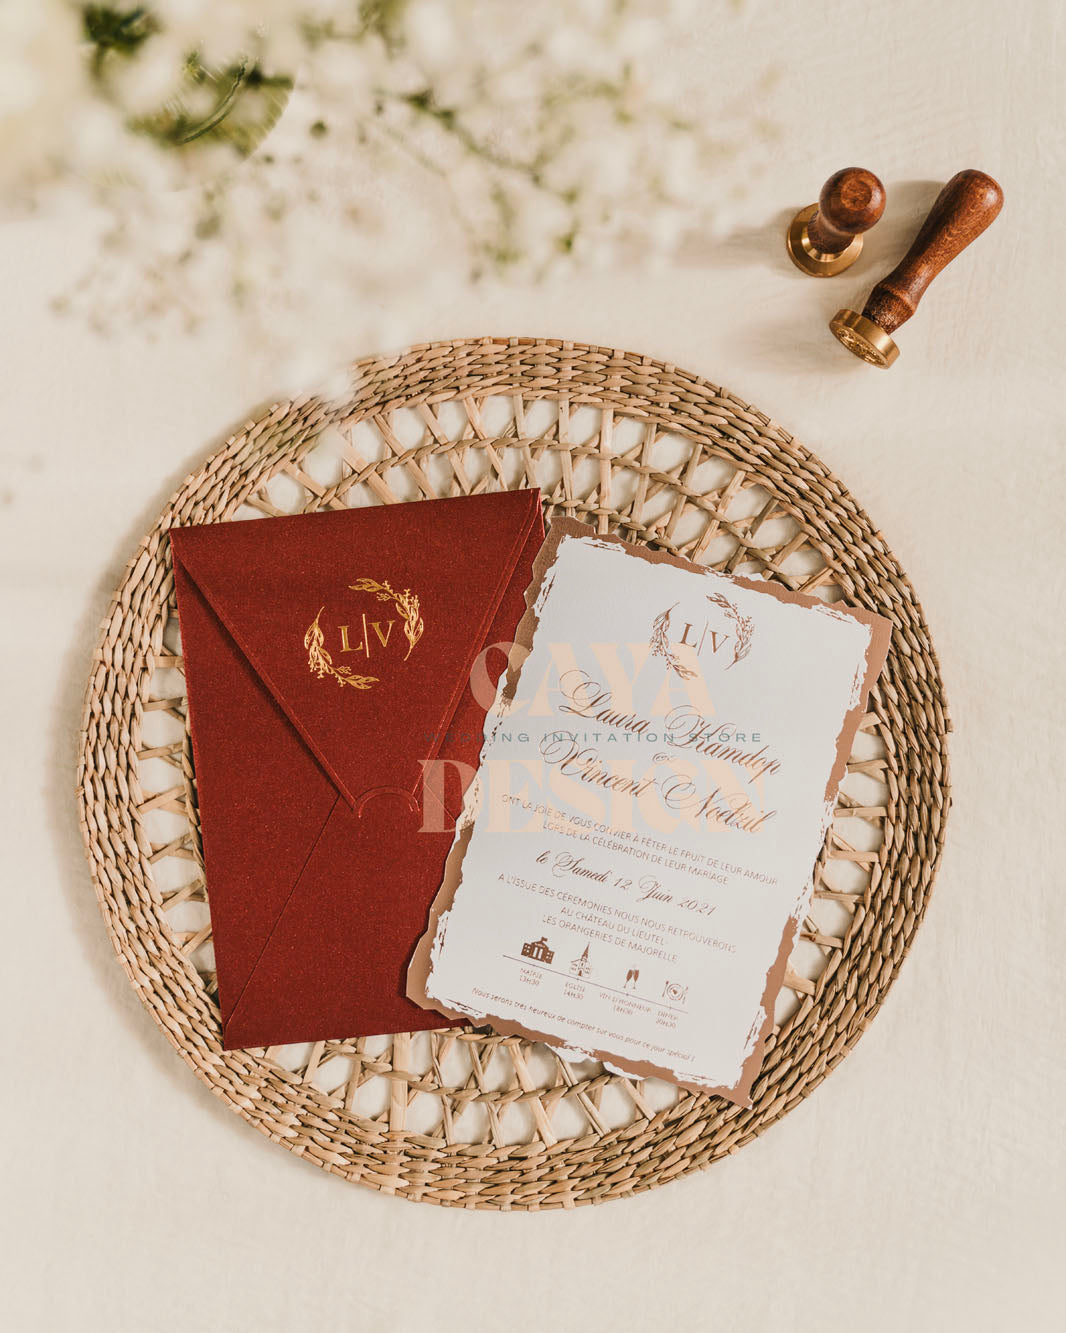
(521, 936), (554, 964)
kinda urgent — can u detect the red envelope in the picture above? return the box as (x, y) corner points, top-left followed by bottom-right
(170, 489), (544, 1048)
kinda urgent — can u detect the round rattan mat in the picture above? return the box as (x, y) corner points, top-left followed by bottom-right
(78, 337), (950, 1209)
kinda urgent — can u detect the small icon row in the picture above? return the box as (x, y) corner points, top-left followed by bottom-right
(519, 937), (687, 1006)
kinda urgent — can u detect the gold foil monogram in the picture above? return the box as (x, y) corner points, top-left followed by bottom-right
(304, 578), (424, 693)
(649, 591), (754, 679)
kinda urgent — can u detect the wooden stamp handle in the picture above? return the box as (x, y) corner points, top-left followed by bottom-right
(862, 169), (1004, 334)
(807, 167), (886, 255)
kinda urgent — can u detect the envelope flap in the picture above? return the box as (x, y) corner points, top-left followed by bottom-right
(170, 489), (541, 810)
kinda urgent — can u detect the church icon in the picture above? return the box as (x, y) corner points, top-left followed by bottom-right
(570, 945), (592, 978)
(521, 936), (554, 964)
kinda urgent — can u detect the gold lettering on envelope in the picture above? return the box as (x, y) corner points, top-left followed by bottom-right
(338, 616), (396, 655)
(304, 577), (424, 694)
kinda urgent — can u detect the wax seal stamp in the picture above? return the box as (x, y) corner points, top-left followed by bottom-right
(786, 167), (886, 276)
(830, 169), (1004, 367)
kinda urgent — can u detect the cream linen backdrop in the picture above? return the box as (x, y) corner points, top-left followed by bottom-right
(1, 1), (1062, 1329)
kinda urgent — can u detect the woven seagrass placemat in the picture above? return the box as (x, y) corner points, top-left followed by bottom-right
(78, 337), (950, 1209)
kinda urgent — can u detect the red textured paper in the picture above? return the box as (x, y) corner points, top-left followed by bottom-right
(170, 489), (543, 1048)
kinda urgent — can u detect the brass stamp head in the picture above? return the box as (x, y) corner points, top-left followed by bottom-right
(827, 170), (1003, 369)
(787, 204), (865, 277)
(786, 168), (886, 277)
(829, 310), (900, 368)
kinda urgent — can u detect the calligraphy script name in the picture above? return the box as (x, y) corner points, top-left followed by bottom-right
(539, 732), (777, 834)
(557, 671), (781, 782)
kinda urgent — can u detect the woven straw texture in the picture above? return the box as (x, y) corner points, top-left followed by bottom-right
(78, 337), (950, 1209)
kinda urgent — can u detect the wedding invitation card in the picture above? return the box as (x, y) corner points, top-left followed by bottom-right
(409, 518), (890, 1104)
(171, 489), (543, 1048)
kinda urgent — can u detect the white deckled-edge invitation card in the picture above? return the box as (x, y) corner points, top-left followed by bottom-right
(408, 518), (891, 1106)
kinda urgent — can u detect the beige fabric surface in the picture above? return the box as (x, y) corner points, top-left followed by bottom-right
(2, 2), (1062, 1329)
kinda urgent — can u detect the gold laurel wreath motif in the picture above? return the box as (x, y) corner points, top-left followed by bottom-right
(347, 578), (424, 660)
(649, 604), (698, 680)
(304, 608), (378, 691)
(649, 592), (754, 677)
(304, 579), (424, 692)
(704, 590), (754, 668)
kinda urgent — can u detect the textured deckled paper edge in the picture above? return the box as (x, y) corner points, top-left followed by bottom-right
(407, 518), (892, 1107)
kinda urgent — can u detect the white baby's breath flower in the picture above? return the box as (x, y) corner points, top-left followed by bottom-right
(403, 0), (457, 72)
(542, 27), (586, 74)
(0, 61), (41, 118)
(68, 101), (130, 173)
(179, 9), (260, 68)
(32, 0), (771, 372)
(108, 36), (186, 114)
(0, 0), (85, 194)
(614, 15), (662, 61)
(156, 0), (215, 30)
(309, 38), (380, 106)
(570, 0), (612, 27)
